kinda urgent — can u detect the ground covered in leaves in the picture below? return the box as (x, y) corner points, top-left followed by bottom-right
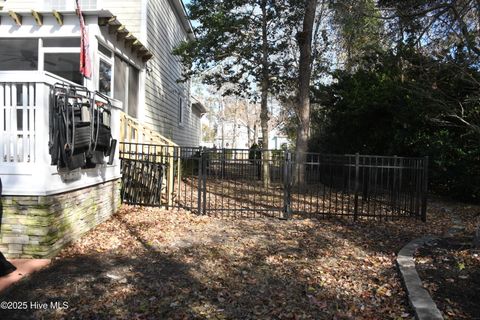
(415, 235), (480, 319)
(1, 199), (478, 319)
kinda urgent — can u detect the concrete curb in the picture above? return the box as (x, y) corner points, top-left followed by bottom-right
(397, 236), (443, 320)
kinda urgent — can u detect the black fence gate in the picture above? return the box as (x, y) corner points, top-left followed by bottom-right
(120, 143), (429, 221)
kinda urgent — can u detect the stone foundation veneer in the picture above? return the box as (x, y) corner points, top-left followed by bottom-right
(0, 179), (121, 258)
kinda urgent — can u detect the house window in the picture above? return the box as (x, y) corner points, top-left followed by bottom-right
(128, 67), (139, 118)
(113, 57), (127, 104)
(99, 59), (112, 96)
(113, 54), (139, 118)
(41, 37), (82, 84)
(44, 53), (83, 85)
(43, 38), (80, 47)
(0, 37), (83, 84)
(0, 38), (38, 71)
(98, 42), (113, 97)
(98, 43), (113, 58)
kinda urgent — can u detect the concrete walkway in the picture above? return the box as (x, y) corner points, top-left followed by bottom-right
(0, 259), (51, 294)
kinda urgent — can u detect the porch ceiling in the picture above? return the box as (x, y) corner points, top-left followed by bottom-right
(0, 9), (153, 63)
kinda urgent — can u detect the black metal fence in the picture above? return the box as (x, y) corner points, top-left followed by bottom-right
(119, 142), (428, 221)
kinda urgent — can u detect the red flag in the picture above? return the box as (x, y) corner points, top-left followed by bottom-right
(76, 0), (91, 79)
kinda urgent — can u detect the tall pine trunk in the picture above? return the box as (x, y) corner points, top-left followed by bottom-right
(260, 0), (270, 188)
(294, 0), (317, 185)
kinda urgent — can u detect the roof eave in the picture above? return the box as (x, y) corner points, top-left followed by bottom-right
(0, 9), (154, 62)
(98, 13), (153, 62)
(0, 9), (114, 17)
(171, 0), (195, 41)
(192, 102), (207, 114)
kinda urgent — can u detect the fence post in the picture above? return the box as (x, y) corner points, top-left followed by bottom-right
(421, 156), (429, 222)
(354, 153), (360, 221)
(167, 146), (175, 207)
(398, 156), (403, 216)
(202, 148), (208, 215)
(221, 148), (226, 179)
(282, 151), (292, 219)
(177, 147), (181, 204)
(392, 155), (398, 212)
(197, 147), (203, 215)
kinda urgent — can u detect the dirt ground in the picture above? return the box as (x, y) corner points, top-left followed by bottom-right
(415, 236), (480, 319)
(0, 199), (478, 319)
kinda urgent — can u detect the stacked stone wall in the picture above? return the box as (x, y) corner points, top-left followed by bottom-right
(0, 179), (121, 258)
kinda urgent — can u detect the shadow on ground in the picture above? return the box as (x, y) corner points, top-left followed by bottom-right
(0, 213), (341, 319)
(0, 203), (443, 319)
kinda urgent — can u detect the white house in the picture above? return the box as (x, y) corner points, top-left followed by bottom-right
(214, 119), (253, 149)
(214, 119), (290, 150)
(0, 0), (204, 258)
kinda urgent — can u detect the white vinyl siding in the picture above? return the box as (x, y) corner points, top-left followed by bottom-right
(142, 0), (201, 146)
(1, 0), (39, 10)
(101, 0), (143, 37)
(44, 0), (97, 10)
(2, 0), (202, 146)
(2, 0), (98, 10)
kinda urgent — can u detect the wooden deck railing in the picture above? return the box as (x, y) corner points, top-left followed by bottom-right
(119, 112), (179, 206)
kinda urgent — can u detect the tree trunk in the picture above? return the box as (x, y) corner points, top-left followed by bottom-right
(221, 119), (225, 148)
(233, 118), (237, 148)
(474, 216), (480, 249)
(246, 102), (252, 146)
(220, 98), (225, 148)
(294, 0), (318, 186)
(260, 0), (270, 188)
(233, 98), (238, 148)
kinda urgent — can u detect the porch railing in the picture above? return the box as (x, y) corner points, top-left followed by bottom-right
(0, 71), (121, 196)
(0, 82), (37, 164)
(119, 112), (177, 146)
(0, 71), (81, 167)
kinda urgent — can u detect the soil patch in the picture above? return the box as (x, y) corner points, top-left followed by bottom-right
(415, 237), (480, 319)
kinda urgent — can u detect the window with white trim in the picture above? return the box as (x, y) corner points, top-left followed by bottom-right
(98, 43), (113, 97)
(0, 37), (83, 84)
(128, 67), (139, 118)
(45, 53), (83, 84)
(0, 38), (38, 71)
(42, 37), (82, 85)
(113, 54), (139, 118)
